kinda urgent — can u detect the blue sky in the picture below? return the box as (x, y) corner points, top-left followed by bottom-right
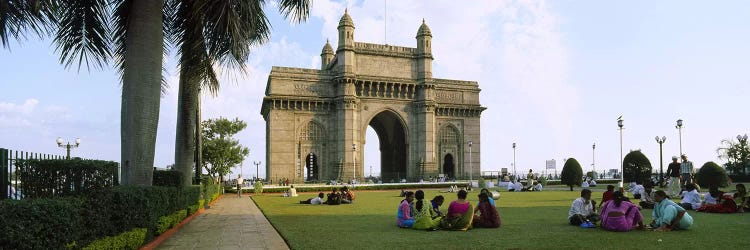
(1, 0), (749, 179)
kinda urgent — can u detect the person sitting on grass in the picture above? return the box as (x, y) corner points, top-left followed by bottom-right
(397, 191), (415, 228)
(514, 181), (523, 192)
(629, 182), (644, 199)
(477, 188), (496, 207)
(697, 189), (738, 213)
(440, 190), (474, 231)
(288, 185), (298, 197)
(326, 188), (341, 205)
(734, 184), (750, 212)
(589, 179), (597, 187)
(534, 181), (544, 191)
(300, 192), (325, 204)
(650, 190), (693, 231)
(507, 180), (516, 192)
(431, 195), (445, 217)
(679, 183), (702, 210)
(413, 190), (442, 230)
(341, 186), (355, 204)
(569, 189), (600, 228)
(639, 183), (657, 209)
(582, 179), (590, 188)
(602, 185), (615, 204)
(473, 193), (501, 228)
(600, 191), (644, 232)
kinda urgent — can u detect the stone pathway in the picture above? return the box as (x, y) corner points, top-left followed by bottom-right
(156, 195), (289, 250)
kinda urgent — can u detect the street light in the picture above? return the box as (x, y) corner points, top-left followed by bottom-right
(56, 137), (80, 160)
(512, 142), (517, 180)
(592, 143), (596, 180)
(617, 117), (624, 188)
(253, 161), (261, 180)
(352, 143), (357, 185)
(655, 136), (666, 186)
(468, 140), (473, 183)
(676, 119), (683, 156)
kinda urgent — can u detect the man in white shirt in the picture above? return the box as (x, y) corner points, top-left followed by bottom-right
(582, 179), (590, 188)
(534, 182), (543, 191)
(236, 174), (244, 197)
(680, 183), (702, 210)
(300, 192), (325, 204)
(507, 181), (516, 192)
(629, 183), (644, 199)
(680, 154), (694, 189)
(589, 179), (597, 187)
(568, 189), (600, 227)
(514, 181), (523, 192)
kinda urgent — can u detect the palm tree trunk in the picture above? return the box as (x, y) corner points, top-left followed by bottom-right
(195, 92), (203, 183)
(175, 74), (198, 187)
(121, 0), (163, 186)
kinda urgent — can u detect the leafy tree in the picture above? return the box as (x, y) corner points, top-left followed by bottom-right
(201, 117), (249, 182)
(695, 161), (730, 190)
(717, 135), (750, 176)
(561, 158), (583, 191)
(172, 0), (312, 187)
(623, 150), (652, 184)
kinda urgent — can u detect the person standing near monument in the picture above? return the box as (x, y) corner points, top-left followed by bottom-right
(236, 174), (244, 197)
(680, 155), (694, 189)
(665, 156), (681, 197)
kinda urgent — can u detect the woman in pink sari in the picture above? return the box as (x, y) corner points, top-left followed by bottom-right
(600, 191), (644, 232)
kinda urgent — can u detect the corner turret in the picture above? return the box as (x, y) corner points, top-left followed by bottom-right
(416, 19), (433, 79)
(320, 39), (334, 70)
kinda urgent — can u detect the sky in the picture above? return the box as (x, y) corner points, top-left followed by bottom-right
(1, 0), (749, 179)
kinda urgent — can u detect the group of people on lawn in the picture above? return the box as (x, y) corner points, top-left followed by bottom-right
(299, 186), (355, 205)
(397, 188), (501, 230)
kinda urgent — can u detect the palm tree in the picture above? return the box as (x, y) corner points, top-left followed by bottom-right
(171, 0), (311, 186)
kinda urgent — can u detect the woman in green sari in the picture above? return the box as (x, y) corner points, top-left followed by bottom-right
(440, 190), (474, 231)
(412, 190), (442, 230)
(650, 190), (693, 231)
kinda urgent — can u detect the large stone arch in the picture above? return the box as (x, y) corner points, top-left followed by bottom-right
(438, 123), (462, 179)
(362, 109), (409, 182)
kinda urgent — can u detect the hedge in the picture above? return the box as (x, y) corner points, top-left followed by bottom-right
(156, 210), (188, 235)
(233, 182), (469, 194)
(81, 228), (147, 250)
(14, 159), (118, 198)
(153, 170), (183, 187)
(0, 185), (204, 250)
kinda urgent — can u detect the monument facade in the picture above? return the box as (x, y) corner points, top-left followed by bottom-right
(261, 11), (486, 183)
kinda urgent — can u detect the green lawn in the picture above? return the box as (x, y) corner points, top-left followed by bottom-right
(252, 188), (749, 250)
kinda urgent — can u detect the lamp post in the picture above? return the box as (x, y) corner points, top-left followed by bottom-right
(56, 137), (80, 160)
(655, 136), (666, 186)
(592, 143), (596, 180)
(468, 140), (473, 183)
(352, 143), (357, 185)
(253, 161), (261, 181)
(617, 117), (624, 188)
(676, 119), (683, 156)
(512, 142), (516, 180)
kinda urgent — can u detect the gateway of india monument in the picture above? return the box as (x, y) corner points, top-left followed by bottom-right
(261, 10), (486, 183)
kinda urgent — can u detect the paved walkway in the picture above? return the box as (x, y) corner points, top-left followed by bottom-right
(156, 195), (289, 250)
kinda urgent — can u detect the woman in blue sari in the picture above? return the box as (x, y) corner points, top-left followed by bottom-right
(650, 190), (693, 231)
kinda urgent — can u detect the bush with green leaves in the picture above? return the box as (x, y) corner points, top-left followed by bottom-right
(153, 170), (184, 187)
(254, 180), (265, 194)
(14, 159), (118, 198)
(156, 210), (188, 235)
(696, 161), (730, 190)
(81, 228), (147, 250)
(561, 158), (583, 191)
(623, 150), (653, 183)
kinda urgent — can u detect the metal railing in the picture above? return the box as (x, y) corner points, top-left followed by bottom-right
(1, 148), (70, 200)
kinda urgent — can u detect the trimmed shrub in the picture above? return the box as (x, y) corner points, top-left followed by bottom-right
(156, 210), (188, 235)
(153, 170), (183, 187)
(538, 176), (548, 186)
(696, 161), (730, 189)
(561, 158), (583, 191)
(14, 159), (118, 198)
(0, 198), (85, 249)
(81, 228), (147, 250)
(254, 181), (264, 194)
(623, 150), (652, 183)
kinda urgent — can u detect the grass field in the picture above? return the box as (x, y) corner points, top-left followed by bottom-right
(252, 188), (749, 250)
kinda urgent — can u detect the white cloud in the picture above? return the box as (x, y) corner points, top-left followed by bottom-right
(0, 98), (39, 114)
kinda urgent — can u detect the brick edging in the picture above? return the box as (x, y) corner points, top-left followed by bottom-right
(139, 194), (226, 250)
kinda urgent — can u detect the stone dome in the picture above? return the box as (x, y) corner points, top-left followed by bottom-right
(321, 39), (334, 54)
(417, 19), (432, 37)
(338, 8), (355, 28)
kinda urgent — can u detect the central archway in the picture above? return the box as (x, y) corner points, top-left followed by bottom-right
(366, 110), (407, 183)
(443, 154), (455, 179)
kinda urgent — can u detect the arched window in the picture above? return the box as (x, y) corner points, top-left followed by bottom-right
(440, 125), (460, 145)
(299, 122), (324, 141)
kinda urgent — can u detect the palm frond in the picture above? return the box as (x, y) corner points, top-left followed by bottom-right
(197, 0), (270, 69)
(277, 0), (310, 23)
(0, 0), (58, 48)
(53, 0), (111, 71)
